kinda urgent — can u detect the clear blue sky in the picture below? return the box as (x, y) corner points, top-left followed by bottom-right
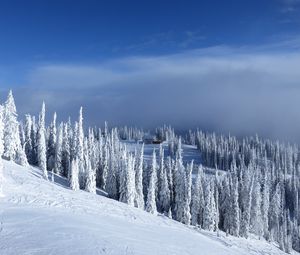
(1, 0), (300, 141)
(0, 0), (299, 66)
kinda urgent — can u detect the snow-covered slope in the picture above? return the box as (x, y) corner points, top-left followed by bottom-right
(0, 161), (294, 255)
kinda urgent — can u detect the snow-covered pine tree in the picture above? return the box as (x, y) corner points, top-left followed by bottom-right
(250, 170), (263, 238)
(269, 182), (281, 242)
(47, 112), (57, 171)
(261, 166), (270, 240)
(203, 179), (215, 231)
(166, 156), (174, 217)
(3, 90), (23, 163)
(240, 168), (254, 238)
(100, 136), (109, 190)
(37, 102), (48, 179)
(85, 155), (96, 194)
(182, 160), (193, 225)
(62, 123), (71, 178)
(229, 161), (240, 236)
(30, 116), (38, 165)
(70, 158), (79, 191)
(158, 150), (171, 215)
(54, 122), (63, 175)
(119, 150), (135, 206)
(145, 149), (157, 214)
(24, 114), (33, 163)
(174, 138), (186, 223)
(134, 143), (144, 209)
(76, 107), (85, 188)
(106, 138), (118, 199)
(191, 165), (204, 226)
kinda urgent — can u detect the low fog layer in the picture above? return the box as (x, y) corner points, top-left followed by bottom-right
(3, 46), (300, 142)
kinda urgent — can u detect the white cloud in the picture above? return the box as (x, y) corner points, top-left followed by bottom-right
(6, 45), (300, 142)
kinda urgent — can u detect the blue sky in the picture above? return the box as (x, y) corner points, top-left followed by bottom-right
(1, 0), (300, 140)
(0, 0), (299, 66)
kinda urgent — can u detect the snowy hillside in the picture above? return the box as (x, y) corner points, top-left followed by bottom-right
(0, 160), (293, 255)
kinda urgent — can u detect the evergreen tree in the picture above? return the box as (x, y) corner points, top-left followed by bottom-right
(70, 158), (79, 191)
(146, 149), (157, 214)
(250, 172), (263, 238)
(76, 107), (85, 188)
(3, 90), (23, 162)
(85, 156), (96, 194)
(62, 123), (71, 178)
(191, 165), (204, 226)
(229, 162), (240, 236)
(174, 138), (186, 222)
(158, 153), (171, 215)
(55, 123), (63, 175)
(47, 112), (57, 171)
(24, 114), (33, 163)
(37, 102), (47, 179)
(134, 144), (144, 209)
(182, 161), (193, 225)
(203, 179), (215, 231)
(119, 151), (135, 206)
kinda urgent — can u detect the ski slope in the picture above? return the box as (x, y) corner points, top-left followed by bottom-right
(0, 160), (295, 255)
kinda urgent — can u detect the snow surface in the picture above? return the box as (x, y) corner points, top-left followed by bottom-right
(0, 160), (296, 255)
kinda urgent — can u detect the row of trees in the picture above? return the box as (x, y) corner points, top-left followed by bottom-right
(0, 91), (299, 253)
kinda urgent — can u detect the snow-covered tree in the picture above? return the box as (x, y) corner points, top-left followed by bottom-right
(47, 112), (57, 171)
(62, 123), (71, 178)
(3, 90), (23, 162)
(37, 102), (47, 179)
(54, 123), (63, 175)
(76, 107), (85, 188)
(146, 149), (157, 214)
(24, 114), (33, 163)
(119, 151), (135, 206)
(70, 158), (79, 191)
(182, 160), (193, 225)
(85, 156), (96, 194)
(191, 165), (204, 226)
(134, 144), (144, 209)
(203, 179), (215, 231)
(173, 138), (188, 223)
(159, 164), (171, 215)
(250, 172), (263, 238)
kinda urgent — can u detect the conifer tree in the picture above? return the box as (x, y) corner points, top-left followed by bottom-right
(55, 123), (63, 175)
(3, 90), (23, 162)
(85, 156), (96, 194)
(158, 153), (171, 215)
(135, 143), (144, 209)
(37, 102), (47, 179)
(77, 107), (85, 188)
(47, 112), (57, 171)
(70, 158), (79, 191)
(203, 179), (215, 231)
(182, 160), (193, 225)
(191, 165), (204, 226)
(119, 151), (135, 206)
(24, 114), (33, 163)
(62, 123), (71, 178)
(146, 149), (157, 214)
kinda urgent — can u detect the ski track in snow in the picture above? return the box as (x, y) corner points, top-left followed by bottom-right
(0, 160), (297, 255)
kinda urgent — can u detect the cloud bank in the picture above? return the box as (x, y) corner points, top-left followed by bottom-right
(4, 46), (300, 142)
